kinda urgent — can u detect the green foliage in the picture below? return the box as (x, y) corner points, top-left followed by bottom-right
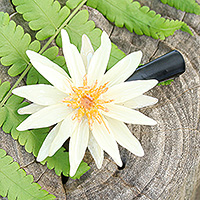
(12, 0), (70, 40)
(160, 0), (200, 15)
(0, 81), (10, 102)
(42, 148), (90, 179)
(66, 0), (83, 9)
(158, 79), (174, 86)
(0, 81), (10, 127)
(26, 46), (68, 85)
(87, 0), (193, 40)
(0, 149), (55, 199)
(0, 12), (40, 77)
(56, 9), (126, 69)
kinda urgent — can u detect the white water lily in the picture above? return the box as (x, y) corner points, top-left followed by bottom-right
(13, 30), (158, 177)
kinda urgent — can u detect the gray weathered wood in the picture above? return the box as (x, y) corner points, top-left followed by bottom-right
(0, 0), (200, 199)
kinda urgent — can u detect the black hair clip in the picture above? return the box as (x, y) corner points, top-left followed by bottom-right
(126, 50), (185, 82)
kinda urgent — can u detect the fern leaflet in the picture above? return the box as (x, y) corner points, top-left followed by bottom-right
(87, 0), (193, 40)
(0, 12), (40, 77)
(158, 79), (174, 86)
(66, 0), (83, 9)
(43, 148), (90, 179)
(12, 0), (70, 40)
(160, 0), (200, 15)
(0, 148), (56, 199)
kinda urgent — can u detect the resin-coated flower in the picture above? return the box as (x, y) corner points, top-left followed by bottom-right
(13, 30), (158, 176)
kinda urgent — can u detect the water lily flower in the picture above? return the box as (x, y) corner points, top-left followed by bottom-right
(13, 29), (158, 177)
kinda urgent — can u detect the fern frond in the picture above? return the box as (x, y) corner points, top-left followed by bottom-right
(26, 46), (68, 85)
(160, 0), (200, 15)
(0, 149), (56, 199)
(56, 10), (126, 69)
(12, 0), (70, 40)
(0, 12), (40, 77)
(87, 0), (193, 40)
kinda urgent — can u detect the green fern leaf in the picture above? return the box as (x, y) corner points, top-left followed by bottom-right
(0, 81), (10, 127)
(42, 148), (90, 179)
(0, 81), (10, 102)
(26, 46), (68, 85)
(86, 0), (193, 40)
(12, 0), (70, 40)
(66, 0), (83, 9)
(0, 12), (40, 77)
(0, 149), (56, 199)
(56, 9), (126, 69)
(160, 0), (200, 15)
(158, 79), (174, 86)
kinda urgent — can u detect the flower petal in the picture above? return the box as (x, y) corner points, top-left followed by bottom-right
(92, 118), (122, 167)
(61, 29), (86, 86)
(26, 50), (72, 93)
(87, 31), (111, 85)
(102, 104), (157, 125)
(37, 122), (62, 162)
(106, 117), (144, 157)
(48, 112), (77, 157)
(81, 34), (94, 72)
(103, 79), (158, 103)
(120, 95), (158, 109)
(101, 51), (142, 87)
(13, 84), (67, 106)
(26, 50), (70, 78)
(18, 103), (45, 115)
(88, 131), (104, 169)
(17, 104), (71, 131)
(69, 119), (89, 177)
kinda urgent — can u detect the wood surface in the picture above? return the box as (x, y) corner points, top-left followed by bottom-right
(0, 0), (200, 199)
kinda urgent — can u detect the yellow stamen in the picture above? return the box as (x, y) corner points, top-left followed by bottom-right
(63, 75), (113, 129)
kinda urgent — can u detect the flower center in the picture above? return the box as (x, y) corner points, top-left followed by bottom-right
(63, 75), (113, 129)
(80, 95), (94, 110)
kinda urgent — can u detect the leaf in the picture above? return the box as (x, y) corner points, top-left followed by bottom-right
(0, 12), (40, 77)
(66, 0), (83, 9)
(0, 81), (90, 178)
(42, 148), (90, 179)
(26, 46), (68, 85)
(12, 0), (70, 40)
(72, 161), (91, 179)
(56, 9), (126, 69)
(0, 148), (56, 199)
(86, 0), (193, 40)
(158, 79), (174, 86)
(0, 81), (10, 102)
(160, 0), (200, 15)
(0, 81), (11, 127)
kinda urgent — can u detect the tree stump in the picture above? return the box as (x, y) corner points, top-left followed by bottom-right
(0, 0), (200, 199)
